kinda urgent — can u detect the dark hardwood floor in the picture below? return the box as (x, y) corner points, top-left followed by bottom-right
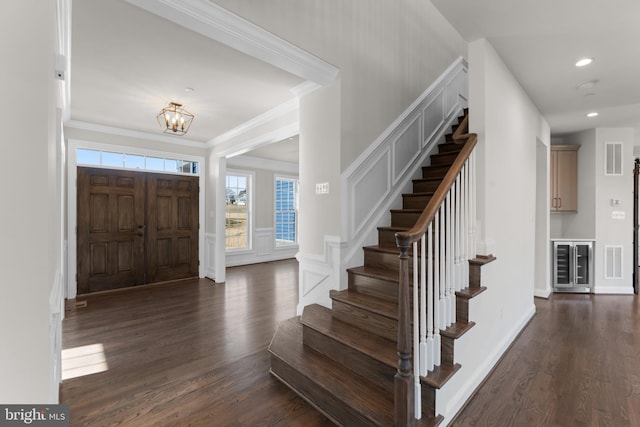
(61, 259), (332, 426)
(62, 261), (640, 426)
(452, 293), (640, 427)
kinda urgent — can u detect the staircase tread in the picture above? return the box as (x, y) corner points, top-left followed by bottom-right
(469, 254), (497, 265)
(413, 177), (445, 182)
(348, 265), (399, 282)
(440, 321), (475, 339)
(330, 289), (398, 320)
(456, 286), (487, 299)
(431, 149), (462, 156)
(422, 363), (462, 389)
(269, 317), (395, 426)
(403, 191), (435, 197)
(423, 163), (453, 169)
(390, 208), (423, 213)
(362, 245), (402, 255)
(377, 225), (409, 232)
(302, 304), (397, 368)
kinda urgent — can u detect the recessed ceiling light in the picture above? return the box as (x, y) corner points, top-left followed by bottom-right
(587, 112), (599, 118)
(584, 92), (596, 97)
(184, 87), (194, 92)
(577, 79), (599, 90)
(575, 58), (593, 67)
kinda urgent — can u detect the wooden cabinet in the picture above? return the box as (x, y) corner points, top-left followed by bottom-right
(550, 145), (579, 212)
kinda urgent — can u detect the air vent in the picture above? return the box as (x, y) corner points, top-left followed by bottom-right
(604, 245), (623, 279)
(605, 142), (623, 175)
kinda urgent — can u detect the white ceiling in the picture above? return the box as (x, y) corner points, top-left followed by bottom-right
(72, 0), (639, 161)
(71, 0), (304, 146)
(431, 0), (640, 137)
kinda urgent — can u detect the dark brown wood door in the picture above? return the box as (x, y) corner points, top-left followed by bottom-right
(77, 168), (199, 294)
(77, 167), (146, 293)
(146, 173), (199, 283)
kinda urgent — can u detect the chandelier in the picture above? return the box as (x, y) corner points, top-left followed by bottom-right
(156, 102), (194, 136)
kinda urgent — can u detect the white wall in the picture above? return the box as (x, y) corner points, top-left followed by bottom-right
(0, 1), (59, 403)
(594, 128), (634, 293)
(438, 38), (549, 423)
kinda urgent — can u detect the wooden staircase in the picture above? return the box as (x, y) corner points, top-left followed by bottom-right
(269, 110), (495, 426)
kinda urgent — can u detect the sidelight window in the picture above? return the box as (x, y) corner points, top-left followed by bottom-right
(226, 172), (251, 250)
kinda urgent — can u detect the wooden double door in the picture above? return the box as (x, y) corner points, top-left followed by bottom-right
(77, 167), (199, 294)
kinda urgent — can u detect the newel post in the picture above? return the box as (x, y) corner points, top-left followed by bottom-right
(394, 243), (415, 427)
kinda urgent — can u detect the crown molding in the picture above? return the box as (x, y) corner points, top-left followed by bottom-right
(65, 120), (207, 149)
(125, 0), (339, 85)
(216, 123), (299, 158)
(208, 97), (299, 147)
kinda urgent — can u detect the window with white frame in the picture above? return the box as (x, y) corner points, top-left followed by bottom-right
(76, 148), (199, 175)
(226, 172), (251, 250)
(275, 176), (298, 246)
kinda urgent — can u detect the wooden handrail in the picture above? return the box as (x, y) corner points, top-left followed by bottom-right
(395, 127), (476, 249)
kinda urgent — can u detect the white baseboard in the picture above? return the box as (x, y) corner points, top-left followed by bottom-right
(593, 286), (634, 294)
(533, 287), (553, 298)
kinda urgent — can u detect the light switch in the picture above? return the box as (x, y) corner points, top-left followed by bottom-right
(315, 182), (329, 194)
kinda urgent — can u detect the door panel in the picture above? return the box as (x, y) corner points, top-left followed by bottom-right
(146, 173), (199, 283)
(78, 168), (199, 294)
(77, 167), (146, 293)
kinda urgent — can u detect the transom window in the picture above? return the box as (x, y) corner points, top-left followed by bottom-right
(275, 176), (298, 246)
(76, 148), (199, 175)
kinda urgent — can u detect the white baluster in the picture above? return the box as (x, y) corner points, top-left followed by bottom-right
(420, 235), (428, 376)
(434, 210), (441, 367)
(413, 241), (421, 418)
(426, 224), (434, 372)
(445, 188), (456, 327)
(446, 189), (453, 327)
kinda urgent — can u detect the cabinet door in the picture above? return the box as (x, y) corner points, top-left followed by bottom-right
(556, 150), (578, 211)
(550, 150), (558, 210)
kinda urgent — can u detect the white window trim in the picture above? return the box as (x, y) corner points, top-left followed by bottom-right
(67, 139), (206, 300)
(274, 174), (299, 248)
(225, 168), (254, 253)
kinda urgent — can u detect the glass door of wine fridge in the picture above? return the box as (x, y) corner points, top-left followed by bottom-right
(553, 240), (593, 292)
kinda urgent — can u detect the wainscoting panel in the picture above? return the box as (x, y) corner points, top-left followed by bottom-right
(205, 233), (216, 278)
(296, 235), (345, 315)
(393, 115), (422, 185)
(422, 89), (445, 145)
(352, 148), (391, 239)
